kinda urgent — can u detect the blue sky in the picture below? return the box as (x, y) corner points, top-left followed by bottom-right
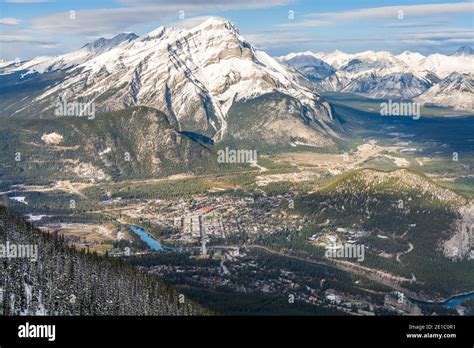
(0, 0), (473, 60)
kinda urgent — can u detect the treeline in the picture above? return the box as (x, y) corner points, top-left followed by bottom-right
(0, 205), (209, 316)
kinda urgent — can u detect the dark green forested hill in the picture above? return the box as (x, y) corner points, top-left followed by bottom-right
(0, 205), (209, 316)
(295, 168), (474, 297)
(0, 106), (236, 185)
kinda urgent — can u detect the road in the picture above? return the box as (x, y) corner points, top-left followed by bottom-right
(208, 243), (417, 296)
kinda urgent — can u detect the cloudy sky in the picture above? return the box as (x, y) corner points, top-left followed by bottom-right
(0, 0), (473, 60)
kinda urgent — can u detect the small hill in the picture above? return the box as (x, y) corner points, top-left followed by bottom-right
(317, 168), (466, 205)
(296, 169), (473, 297)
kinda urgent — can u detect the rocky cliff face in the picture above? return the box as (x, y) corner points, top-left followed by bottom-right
(415, 72), (474, 111)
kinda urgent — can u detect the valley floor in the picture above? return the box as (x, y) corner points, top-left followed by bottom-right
(2, 96), (473, 316)
(3, 137), (473, 315)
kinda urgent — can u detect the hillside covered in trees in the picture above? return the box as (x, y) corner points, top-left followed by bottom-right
(0, 205), (208, 316)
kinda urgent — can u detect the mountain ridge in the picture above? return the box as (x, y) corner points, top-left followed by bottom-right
(0, 17), (337, 148)
(279, 47), (474, 111)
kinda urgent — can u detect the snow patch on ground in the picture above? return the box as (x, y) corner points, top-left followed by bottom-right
(41, 132), (63, 145)
(384, 155), (410, 167)
(9, 196), (28, 205)
(70, 163), (110, 183)
(26, 214), (50, 221)
(98, 147), (111, 156)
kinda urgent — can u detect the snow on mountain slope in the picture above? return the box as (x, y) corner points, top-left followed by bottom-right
(415, 72), (474, 111)
(315, 49), (473, 79)
(342, 72), (432, 99)
(396, 51), (426, 67)
(2, 33), (138, 76)
(278, 54), (336, 81)
(452, 46), (474, 57)
(277, 51), (323, 62)
(315, 50), (353, 69)
(415, 53), (474, 79)
(0, 59), (15, 71)
(27, 18), (333, 142)
(283, 49), (433, 98)
(282, 47), (473, 104)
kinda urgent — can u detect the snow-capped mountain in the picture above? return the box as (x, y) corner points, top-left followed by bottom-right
(279, 50), (434, 99)
(276, 54), (335, 81)
(416, 53), (474, 79)
(342, 72), (432, 100)
(415, 72), (474, 110)
(453, 46), (474, 57)
(279, 47), (474, 109)
(0, 59), (14, 69)
(1, 18), (335, 146)
(396, 51), (425, 66)
(2, 33), (138, 76)
(288, 48), (474, 80)
(311, 50), (353, 69)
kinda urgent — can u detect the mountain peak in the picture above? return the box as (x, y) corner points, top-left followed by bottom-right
(195, 17), (233, 28)
(145, 18), (237, 41)
(147, 25), (166, 38)
(396, 51), (425, 66)
(190, 17), (238, 35)
(399, 50), (422, 56)
(453, 46), (474, 56)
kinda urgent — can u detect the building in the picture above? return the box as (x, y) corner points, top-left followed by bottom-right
(199, 216), (207, 255)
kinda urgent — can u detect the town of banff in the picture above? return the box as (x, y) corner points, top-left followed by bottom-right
(0, 0), (473, 346)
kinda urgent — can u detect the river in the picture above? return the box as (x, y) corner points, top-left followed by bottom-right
(409, 292), (474, 309)
(127, 224), (164, 251)
(125, 224), (474, 308)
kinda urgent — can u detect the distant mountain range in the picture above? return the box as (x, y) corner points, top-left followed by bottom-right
(278, 47), (474, 111)
(0, 33), (138, 75)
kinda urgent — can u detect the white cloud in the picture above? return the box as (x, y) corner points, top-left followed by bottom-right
(397, 28), (474, 45)
(282, 2), (474, 28)
(28, 0), (291, 35)
(6, 0), (49, 3)
(0, 33), (55, 45)
(246, 31), (393, 50)
(116, 0), (290, 8)
(29, 7), (168, 36)
(0, 34), (35, 42)
(384, 21), (449, 28)
(36, 43), (57, 49)
(247, 26), (474, 50)
(246, 32), (317, 48)
(0, 17), (23, 25)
